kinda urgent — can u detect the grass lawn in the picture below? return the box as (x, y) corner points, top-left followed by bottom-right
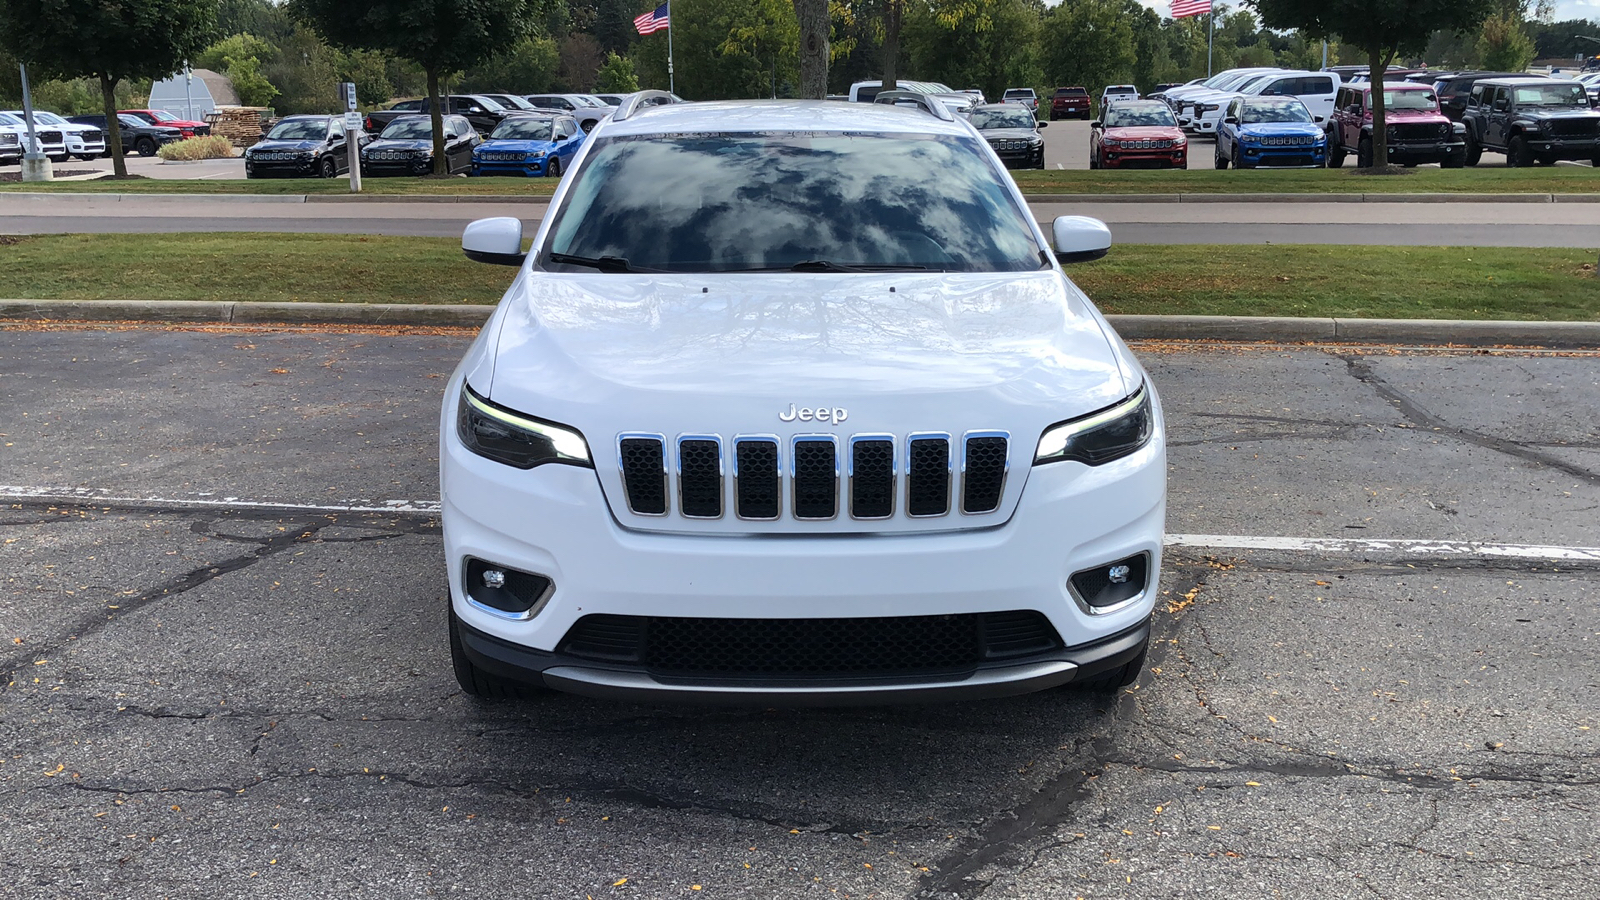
(2, 166), (1596, 196)
(2, 234), (1595, 320)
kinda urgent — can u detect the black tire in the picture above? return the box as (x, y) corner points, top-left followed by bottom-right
(135, 137), (157, 157)
(1441, 150), (1465, 169)
(1508, 134), (1533, 167)
(1535, 154), (1555, 166)
(1327, 146), (1346, 168)
(546, 156), (561, 178)
(1213, 144), (1228, 169)
(448, 609), (546, 699)
(1077, 640), (1149, 691)
(75, 154), (97, 162)
(1357, 135), (1374, 168)
(318, 155), (337, 178)
(1233, 143), (1253, 169)
(1464, 132), (1482, 166)
(49, 154), (68, 163)
(1592, 155), (1600, 168)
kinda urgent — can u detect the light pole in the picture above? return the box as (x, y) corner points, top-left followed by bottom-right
(17, 62), (52, 182)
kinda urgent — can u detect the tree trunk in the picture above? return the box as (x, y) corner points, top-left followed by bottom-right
(426, 67), (447, 177)
(883, 0), (902, 90)
(794, 0), (829, 99)
(1367, 48), (1388, 170)
(100, 75), (125, 178)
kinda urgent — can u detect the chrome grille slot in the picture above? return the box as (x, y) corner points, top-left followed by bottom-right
(849, 436), (895, 519)
(617, 435), (667, 515)
(734, 438), (780, 519)
(906, 435), (952, 517)
(962, 433), (1009, 514)
(791, 437), (839, 520)
(677, 436), (723, 518)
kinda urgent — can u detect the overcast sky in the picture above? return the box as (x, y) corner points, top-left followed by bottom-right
(1137, 0), (1600, 24)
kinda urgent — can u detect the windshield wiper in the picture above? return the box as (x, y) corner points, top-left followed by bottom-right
(788, 260), (932, 273)
(547, 253), (654, 273)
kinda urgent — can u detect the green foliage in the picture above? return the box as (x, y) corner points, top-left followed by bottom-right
(0, 0), (216, 85)
(287, 0), (543, 76)
(197, 34), (277, 73)
(261, 23), (343, 114)
(458, 37), (561, 95)
(218, 0), (297, 41)
(1477, 11), (1535, 71)
(223, 55), (280, 107)
(156, 135), (237, 160)
(1249, 0), (1495, 63)
(340, 50), (400, 108)
(634, 0), (799, 99)
(902, 0), (1042, 101)
(1040, 0), (1135, 97)
(595, 51), (641, 93)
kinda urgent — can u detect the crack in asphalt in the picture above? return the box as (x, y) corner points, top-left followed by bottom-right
(1340, 354), (1600, 486)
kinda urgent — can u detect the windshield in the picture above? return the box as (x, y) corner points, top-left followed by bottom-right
(490, 119), (555, 141)
(0, 113), (19, 126)
(1106, 106), (1177, 127)
(146, 109), (179, 122)
(489, 94), (537, 110)
(380, 118), (433, 139)
(1056, 88), (1087, 97)
(1383, 90), (1437, 110)
(1515, 84), (1587, 106)
(267, 119), (329, 140)
(543, 132), (1043, 273)
(971, 107), (1036, 129)
(1242, 100), (1312, 123)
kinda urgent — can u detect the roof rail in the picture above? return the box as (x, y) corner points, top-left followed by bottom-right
(871, 90), (955, 121)
(613, 90), (679, 122)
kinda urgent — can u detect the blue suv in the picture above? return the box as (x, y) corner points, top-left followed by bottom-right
(1214, 97), (1327, 169)
(472, 113), (586, 178)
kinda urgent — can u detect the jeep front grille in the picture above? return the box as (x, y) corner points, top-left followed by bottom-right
(615, 432), (1009, 522)
(1547, 118), (1600, 138)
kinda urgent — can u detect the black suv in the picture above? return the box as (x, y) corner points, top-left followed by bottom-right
(1434, 71), (1526, 121)
(364, 95), (509, 137)
(1461, 77), (1600, 166)
(66, 113), (182, 156)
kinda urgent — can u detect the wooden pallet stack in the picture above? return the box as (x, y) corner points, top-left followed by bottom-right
(206, 106), (275, 148)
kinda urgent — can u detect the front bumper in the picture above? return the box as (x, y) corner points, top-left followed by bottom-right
(441, 381), (1167, 703)
(1524, 135), (1600, 159)
(63, 136), (105, 155)
(361, 158), (431, 176)
(1237, 144), (1326, 168)
(246, 158), (318, 176)
(994, 147), (1045, 168)
(1386, 139), (1466, 163)
(471, 158), (550, 177)
(1102, 147), (1187, 169)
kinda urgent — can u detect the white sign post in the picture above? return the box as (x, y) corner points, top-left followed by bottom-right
(341, 83), (362, 193)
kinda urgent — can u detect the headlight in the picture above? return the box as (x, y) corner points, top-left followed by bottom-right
(530, 150), (546, 158)
(456, 384), (592, 470)
(1034, 385), (1153, 467)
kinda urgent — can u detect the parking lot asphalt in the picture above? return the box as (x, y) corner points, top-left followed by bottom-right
(1, 324), (1596, 898)
(5, 195), (1598, 247)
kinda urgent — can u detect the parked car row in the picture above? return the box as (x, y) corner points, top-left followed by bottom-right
(0, 106), (214, 165)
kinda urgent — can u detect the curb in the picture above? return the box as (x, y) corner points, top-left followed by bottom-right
(4, 301), (1598, 348)
(4, 190), (1594, 205)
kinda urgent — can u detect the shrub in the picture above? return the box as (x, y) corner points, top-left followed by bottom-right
(157, 135), (237, 161)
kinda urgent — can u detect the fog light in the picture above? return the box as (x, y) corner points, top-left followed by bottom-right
(463, 558), (553, 619)
(1108, 564), (1131, 584)
(1070, 553), (1150, 613)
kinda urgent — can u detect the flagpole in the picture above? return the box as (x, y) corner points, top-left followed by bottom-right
(667, 0), (675, 96)
(1207, 8), (1214, 78)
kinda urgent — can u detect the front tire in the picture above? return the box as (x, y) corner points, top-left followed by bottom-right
(1464, 132), (1483, 166)
(135, 137), (157, 157)
(448, 608), (547, 699)
(1507, 135), (1533, 167)
(1441, 150), (1465, 169)
(1357, 136), (1374, 168)
(318, 156), (337, 178)
(1327, 145), (1346, 168)
(1213, 144), (1228, 169)
(546, 156), (561, 178)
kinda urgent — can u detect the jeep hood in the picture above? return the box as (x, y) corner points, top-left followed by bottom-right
(484, 271), (1131, 426)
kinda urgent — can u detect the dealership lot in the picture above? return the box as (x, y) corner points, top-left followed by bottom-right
(2, 326), (1595, 897)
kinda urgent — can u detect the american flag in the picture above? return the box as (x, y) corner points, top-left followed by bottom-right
(1171, 0), (1212, 17)
(634, 2), (669, 34)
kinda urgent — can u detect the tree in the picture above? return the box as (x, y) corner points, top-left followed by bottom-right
(458, 38), (561, 96)
(595, 51), (640, 92)
(1250, 0), (1496, 169)
(903, 0), (1041, 101)
(224, 54), (280, 106)
(0, 0), (215, 177)
(288, 0), (542, 175)
(1478, 9), (1535, 71)
(795, 0), (831, 98)
(1040, 0), (1135, 100)
(558, 33), (605, 91)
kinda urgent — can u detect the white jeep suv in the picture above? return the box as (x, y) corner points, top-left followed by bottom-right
(442, 97), (1166, 704)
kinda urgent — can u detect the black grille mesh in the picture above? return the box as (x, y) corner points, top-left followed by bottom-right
(962, 436), (1008, 513)
(678, 439), (722, 517)
(907, 438), (951, 516)
(850, 439), (894, 518)
(618, 438), (666, 515)
(560, 611), (1061, 680)
(1393, 122), (1445, 141)
(792, 439), (837, 519)
(735, 440), (780, 519)
(1548, 118), (1599, 137)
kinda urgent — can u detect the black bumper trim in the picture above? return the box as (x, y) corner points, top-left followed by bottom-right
(457, 615), (1150, 706)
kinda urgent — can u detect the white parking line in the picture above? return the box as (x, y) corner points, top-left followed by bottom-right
(4, 486), (1599, 561)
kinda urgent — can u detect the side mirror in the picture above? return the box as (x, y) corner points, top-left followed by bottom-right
(1224, 116), (1239, 125)
(1090, 120), (1103, 129)
(1037, 120), (1048, 128)
(1051, 216), (1111, 265)
(463, 217), (526, 266)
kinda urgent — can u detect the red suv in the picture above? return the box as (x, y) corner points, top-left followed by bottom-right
(1325, 84), (1465, 168)
(1090, 100), (1187, 169)
(121, 109), (212, 139)
(1051, 87), (1091, 120)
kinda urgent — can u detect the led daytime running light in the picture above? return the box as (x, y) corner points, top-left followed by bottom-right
(463, 387), (590, 463)
(1035, 385), (1149, 462)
